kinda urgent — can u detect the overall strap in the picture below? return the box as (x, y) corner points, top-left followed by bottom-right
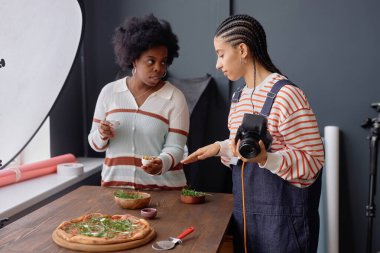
(260, 79), (296, 117)
(231, 85), (244, 103)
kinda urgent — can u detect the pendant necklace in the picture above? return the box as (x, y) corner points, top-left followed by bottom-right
(126, 77), (154, 100)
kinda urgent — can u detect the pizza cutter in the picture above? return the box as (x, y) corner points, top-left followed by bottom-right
(152, 227), (194, 250)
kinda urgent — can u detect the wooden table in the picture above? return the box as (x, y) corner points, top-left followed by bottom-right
(0, 186), (233, 253)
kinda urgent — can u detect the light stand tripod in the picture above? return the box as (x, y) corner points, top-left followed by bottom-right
(362, 102), (380, 253)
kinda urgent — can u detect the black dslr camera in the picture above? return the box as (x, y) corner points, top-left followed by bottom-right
(234, 113), (272, 159)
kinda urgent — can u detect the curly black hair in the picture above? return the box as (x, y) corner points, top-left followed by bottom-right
(113, 14), (179, 70)
(215, 14), (281, 75)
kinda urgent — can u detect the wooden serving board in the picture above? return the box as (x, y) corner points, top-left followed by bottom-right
(52, 228), (156, 252)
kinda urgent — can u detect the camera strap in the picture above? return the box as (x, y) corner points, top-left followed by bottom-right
(260, 79), (296, 117)
(231, 85), (244, 103)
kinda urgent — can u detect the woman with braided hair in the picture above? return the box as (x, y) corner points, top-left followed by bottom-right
(182, 14), (324, 252)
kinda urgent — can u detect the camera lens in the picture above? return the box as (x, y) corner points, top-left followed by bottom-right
(239, 138), (261, 159)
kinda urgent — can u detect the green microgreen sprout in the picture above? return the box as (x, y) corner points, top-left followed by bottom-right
(181, 187), (211, 197)
(114, 190), (144, 199)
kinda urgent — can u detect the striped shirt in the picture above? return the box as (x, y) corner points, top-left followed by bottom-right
(218, 73), (325, 188)
(88, 77), (189, 190)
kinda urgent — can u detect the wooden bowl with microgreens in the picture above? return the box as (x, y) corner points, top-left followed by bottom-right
(180, 188), (210, 204)
(114, 190), (151, 209)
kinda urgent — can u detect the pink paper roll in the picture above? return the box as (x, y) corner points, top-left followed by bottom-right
(19, 166), (57, 182)
(0, 170), (15, 187)
(0, 154), (76, 187)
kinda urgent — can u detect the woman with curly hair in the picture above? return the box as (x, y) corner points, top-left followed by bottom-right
(182, 14), (324, 252)
(88, 14), (189, 190)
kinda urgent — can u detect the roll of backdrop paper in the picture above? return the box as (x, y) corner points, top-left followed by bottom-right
(0, 153), (76, 187)
(57, 163), (84, 176)
(324, 126), (340, 253)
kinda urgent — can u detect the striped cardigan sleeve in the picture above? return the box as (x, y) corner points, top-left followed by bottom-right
(159, 89), (190, 173)
(88, 87), (110, 152)
(262, 85), (325, 187)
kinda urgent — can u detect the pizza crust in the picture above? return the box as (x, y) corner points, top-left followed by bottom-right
(52, 228), (156, 252)
(54, 213), (151, 245)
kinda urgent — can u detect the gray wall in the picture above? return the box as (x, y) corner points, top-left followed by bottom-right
(50, 0), (380, 252)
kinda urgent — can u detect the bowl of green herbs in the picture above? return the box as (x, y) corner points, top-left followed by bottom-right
(180, 188), (209, 204)
(114, 190), (151, 209)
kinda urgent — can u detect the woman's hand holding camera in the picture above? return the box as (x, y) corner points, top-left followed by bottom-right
(231, 139), (268, 166)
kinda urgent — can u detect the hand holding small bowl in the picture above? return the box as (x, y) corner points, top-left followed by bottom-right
(108, 120), (120, 129)
(141, 156), (162, 175)
(141, 155), (155, 166)
(99, 120), (120, 139)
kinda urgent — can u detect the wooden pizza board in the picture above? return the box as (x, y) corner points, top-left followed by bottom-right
(52, 228), (156, 252)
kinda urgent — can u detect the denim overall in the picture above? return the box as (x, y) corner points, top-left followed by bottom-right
(231, 80), (322, 253)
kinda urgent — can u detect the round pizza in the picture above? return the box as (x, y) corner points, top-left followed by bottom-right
(54, 213), (151, 245)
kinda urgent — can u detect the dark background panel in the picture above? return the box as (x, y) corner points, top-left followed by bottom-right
(50, 0), (380, 252)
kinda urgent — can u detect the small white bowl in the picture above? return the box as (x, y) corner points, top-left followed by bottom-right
(141, 156), (155, 166)
(108, 120), (120, 129)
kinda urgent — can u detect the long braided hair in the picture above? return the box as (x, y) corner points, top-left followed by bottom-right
(215, 14), (282, 75)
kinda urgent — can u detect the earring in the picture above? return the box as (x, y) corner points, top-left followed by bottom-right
(161, 71), (167, 79)
(132, 67), (136, 76)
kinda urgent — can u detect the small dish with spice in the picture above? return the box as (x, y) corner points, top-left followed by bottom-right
(140, 208), (157, 219)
